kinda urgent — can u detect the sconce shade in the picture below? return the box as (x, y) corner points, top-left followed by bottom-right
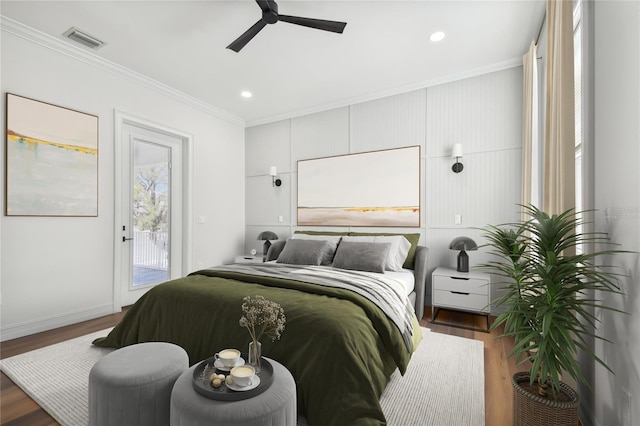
(451, 143), (463, 158)
(258, 231), (279, 256)
(451, 144), (464, 173)
(269, 166), (282, 187)
(449, 237), (477, 272)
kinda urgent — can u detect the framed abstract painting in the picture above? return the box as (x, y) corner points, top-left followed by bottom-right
(5, 93), (98, 216)
(297, 145), (420, 227)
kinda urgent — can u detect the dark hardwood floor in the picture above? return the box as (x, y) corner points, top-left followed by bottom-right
(0, 307), (522, 426)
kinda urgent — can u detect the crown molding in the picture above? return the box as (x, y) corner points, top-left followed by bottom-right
(0, 16), (244, 127)
(1, 15), (523, 130)
(245, 57), (522, 128)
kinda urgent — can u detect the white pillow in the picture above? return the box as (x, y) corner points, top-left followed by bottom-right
(341, 236), (375, 243)
(290, 234), (342, 265)
(372, 236), (411, 271)
(341, 235), (411, 272)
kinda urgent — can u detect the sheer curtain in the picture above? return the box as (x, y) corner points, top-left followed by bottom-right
(521, 40), (539, 220)
(543, 0), (575, 215)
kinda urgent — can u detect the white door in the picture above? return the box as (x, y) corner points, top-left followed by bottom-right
(120, 123), (183, 306)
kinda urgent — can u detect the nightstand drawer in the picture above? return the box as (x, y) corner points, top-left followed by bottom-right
(432, 275), (489, 296)
(433, 289), (490, 313)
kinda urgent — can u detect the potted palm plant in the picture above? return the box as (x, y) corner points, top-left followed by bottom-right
(480, 204), (628, 426)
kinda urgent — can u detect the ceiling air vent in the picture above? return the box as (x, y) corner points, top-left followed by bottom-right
(63, 27), (105, 50)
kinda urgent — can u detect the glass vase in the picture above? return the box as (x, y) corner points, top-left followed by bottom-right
(248, 340), (262, 374)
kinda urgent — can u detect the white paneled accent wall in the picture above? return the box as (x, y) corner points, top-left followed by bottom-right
(245, 67), (523, 310)
(426, 68), (523, 157)
(426, 149), (522, 227)
(350, 90), (427, 153)
(291, 107), (350, 168)
(245, 120), (293, 254)
(246, 120), (291, 177)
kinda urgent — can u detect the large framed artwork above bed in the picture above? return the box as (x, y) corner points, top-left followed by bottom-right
(94, 231), (428, 426)
(297, 145), (421, 227)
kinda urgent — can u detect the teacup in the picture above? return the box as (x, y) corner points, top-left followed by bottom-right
(214, 348), (241, 368)
(230, 365), (255, 387)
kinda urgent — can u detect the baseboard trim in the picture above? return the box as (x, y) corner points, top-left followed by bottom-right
(0, 304), (115, 342)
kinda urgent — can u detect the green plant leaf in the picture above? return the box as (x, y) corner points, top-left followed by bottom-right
(477, 203), (634, 397)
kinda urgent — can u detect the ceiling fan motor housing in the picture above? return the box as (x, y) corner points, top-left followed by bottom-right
(264, 11), (278, 24)
(263, 1), (278, 24)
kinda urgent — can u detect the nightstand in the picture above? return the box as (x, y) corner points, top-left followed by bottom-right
(431, 267), (491, 332)
(234, 255), (266, 263)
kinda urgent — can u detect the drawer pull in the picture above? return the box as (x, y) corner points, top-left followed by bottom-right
(451, 291), (470, 296)
(450, 277), (470, 281)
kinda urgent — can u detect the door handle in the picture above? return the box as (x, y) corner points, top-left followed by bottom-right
(122, 236), (133, 242)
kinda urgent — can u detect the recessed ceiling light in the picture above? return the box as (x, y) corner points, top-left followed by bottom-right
(429, 31), (445, 42)
(241, 91), (252, 98)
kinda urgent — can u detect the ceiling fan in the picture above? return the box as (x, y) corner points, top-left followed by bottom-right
(227, 0), (347, 52)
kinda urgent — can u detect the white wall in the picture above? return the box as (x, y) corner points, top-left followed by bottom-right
(0, 21), (246, 340)
(590, 1), (640, 425)
(244, 67), (523, 309)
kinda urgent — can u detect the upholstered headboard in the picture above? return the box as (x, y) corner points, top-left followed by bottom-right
(267, 239), (427, 320)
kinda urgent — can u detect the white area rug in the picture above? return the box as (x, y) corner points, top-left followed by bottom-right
(1, 327), (484, 426)
(381, 331), (485, 426)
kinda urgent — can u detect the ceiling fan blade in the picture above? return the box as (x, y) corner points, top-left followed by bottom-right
(226, 19), (267, 52)
(278, 15), (347, 33)
(255, 0), (277, 14)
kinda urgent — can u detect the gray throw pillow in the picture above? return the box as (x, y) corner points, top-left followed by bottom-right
(290, 234), (342, 265)
(276, 239), (330, 266)
(333, 241), (392, 273)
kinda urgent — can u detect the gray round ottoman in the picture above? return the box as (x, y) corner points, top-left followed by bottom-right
(170, 357), (296, 426)
(89, 342), (189, 426)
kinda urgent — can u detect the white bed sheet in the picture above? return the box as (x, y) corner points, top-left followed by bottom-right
(266, 260), (416, 296)
(384, 269), (415, 296)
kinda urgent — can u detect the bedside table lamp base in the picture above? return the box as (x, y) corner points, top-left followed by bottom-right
(457, 250), (469, 272)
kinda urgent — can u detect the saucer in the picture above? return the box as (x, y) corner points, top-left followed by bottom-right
(226, 375), (260, 392)
(213, 357), (245, 372)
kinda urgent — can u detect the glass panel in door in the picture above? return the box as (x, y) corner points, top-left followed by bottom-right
(131, 140), (170, 287)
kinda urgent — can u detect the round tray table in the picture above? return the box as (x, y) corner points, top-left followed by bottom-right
(170, 356), (297, 426)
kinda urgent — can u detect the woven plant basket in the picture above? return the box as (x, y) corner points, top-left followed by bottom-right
(512, 372), (580, 426)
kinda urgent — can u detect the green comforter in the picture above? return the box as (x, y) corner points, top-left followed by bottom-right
(94, 267), (422, 426)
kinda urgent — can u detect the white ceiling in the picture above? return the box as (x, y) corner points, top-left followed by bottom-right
(1, 0), (545, 126)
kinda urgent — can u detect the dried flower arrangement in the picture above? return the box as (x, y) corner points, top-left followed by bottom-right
(239, 295), (286, 371)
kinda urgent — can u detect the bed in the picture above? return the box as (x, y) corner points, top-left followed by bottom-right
(94, 232), (428, 426)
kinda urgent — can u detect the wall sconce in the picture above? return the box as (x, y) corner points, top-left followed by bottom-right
(270, 166), (282, 187)
(451, 143), (464, 173)
(258, 231), (279, 255)
(449, 236), (477, 272)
